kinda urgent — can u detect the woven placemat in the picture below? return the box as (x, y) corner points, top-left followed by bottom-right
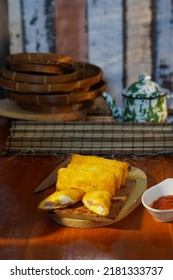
(3, 120), (173, 156)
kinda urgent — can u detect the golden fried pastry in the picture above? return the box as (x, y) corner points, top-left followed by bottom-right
(56, 166), (116, 196)
(70, 154), (129, 187)
(82, 190), (112, 216)
(38, 188), (85, 210)
(39, 154), (130, 217)
(68, 162), (122, 190)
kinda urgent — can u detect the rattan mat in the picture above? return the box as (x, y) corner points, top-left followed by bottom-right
(3, 120), (173, 156)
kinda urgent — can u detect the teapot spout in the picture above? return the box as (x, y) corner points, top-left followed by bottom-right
(102, 92), (122, 121)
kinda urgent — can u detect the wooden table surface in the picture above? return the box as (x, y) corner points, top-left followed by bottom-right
(0, 120), (173, 260)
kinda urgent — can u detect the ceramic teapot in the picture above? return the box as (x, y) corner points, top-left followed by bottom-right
(102, 75), (168, 122)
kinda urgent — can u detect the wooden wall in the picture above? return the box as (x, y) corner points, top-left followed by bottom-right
(1, 0), (173, 106)
(0, 0), (9, 98)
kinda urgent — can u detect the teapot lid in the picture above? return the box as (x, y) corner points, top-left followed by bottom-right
(123, 75), (166, 99)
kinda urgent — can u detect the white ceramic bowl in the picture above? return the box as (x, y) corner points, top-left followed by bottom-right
(141, 178), (173, 222)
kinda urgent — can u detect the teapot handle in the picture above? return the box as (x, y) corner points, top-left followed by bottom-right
(102, 92), (122, 121)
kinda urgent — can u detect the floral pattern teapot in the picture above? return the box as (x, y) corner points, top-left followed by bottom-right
(102, 75), (168, 122)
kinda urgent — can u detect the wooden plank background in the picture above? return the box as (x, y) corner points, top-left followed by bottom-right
(1, 0), (173, 108)
(0, 0), (9, 98)
(124, 0), (152, 85)
(55, 0), (88, 61)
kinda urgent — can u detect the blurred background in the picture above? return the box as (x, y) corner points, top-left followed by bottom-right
(0, 0), (173, 107)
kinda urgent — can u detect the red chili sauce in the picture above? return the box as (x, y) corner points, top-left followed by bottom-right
(151, 195), (173, 210)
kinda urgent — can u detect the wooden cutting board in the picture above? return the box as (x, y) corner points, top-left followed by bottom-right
(48, 167), (147, 228)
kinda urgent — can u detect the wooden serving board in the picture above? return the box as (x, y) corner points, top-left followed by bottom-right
(48, 167), (147, 228)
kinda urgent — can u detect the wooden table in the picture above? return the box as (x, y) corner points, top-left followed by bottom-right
(0, 120), (173, 260)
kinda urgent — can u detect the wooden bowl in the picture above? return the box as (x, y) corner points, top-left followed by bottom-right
(18, 101), (93, 114)
(2, 63), (77, 83)
(0, 54), (106, 119)
(0, 62), (103, 93)
(0, 99), (88, 121)
(6, 53), (73, 66)
(4, 80), (106, 106)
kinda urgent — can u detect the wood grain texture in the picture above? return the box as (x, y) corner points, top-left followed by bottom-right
(87, 0), (123, 106)
(55, 0), (88, 61)
(0, 0), (9, 98)
(0, 0), (10, 64)
(155, 0), (173, 92)
(125, 0), (152, 86)
(0, 120), (173, 259)
(7, 0), (23, 54)
(21, 0), (55, 52)
(2, 0), (173, 106)
(48, 176), (138, 228)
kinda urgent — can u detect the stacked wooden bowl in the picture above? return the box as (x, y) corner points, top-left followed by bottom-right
(0, 53), (107, 119)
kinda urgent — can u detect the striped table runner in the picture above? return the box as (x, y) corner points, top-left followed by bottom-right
(4, 120), (173, 156)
